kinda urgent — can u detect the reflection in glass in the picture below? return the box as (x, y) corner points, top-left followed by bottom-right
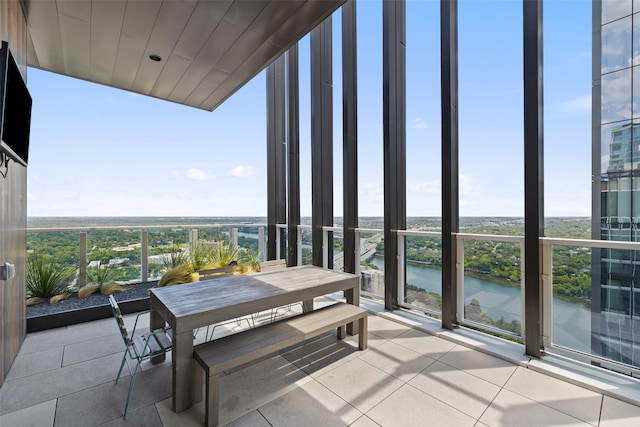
(602, 69), (632, 123)
(602, 17), (632, 73)
(634, 66), (640, 118)
(601, 121), (632, 173)
(634, 14), (640, 65)
(602, 0), (632, 25)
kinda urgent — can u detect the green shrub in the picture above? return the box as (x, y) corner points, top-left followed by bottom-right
(26, 253), (75, 298)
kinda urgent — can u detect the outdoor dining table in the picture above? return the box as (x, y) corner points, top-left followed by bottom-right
(149, 264), (361, 412)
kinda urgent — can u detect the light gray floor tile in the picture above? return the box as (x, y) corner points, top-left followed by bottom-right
(366, 384), (476, 427)
(218, 354), (311, 425)
(358, 340), (436, 382)
(504, 366), (602, 425)
(367, 315), (411, 340)
(392, 328), (456, 360)
(0, 352), (124, 415)
(599, 395), (640, 427)
(155, 397), (205, 427)
(438, 344), (517, 386)
(315, 357), (403, 413)
(0, 398), (56, 427)
(97, 403), (162, 427)
(62, 333), (123, 366)
(18, 327), (71, 356)
(408, 360), (500, 419)
(349, 415), (381, 427)
(5, 347), (63, 381)
(259, 380), (362, 426)
(281, 332), (362, 378)
(479, 389), (590, 427)
(223, 410), (271, 427)
(54, 363), (171, 427)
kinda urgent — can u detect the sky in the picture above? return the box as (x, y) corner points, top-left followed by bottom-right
(26, 0), (593, 218)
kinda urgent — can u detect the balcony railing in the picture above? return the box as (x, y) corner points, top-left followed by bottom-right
(27, 222), (640, 377)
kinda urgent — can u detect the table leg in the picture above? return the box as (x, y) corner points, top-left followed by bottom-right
(302, 299), (314, 313)
(173, 331), (195, 412)
(150, 309), (166, 364)
(345, 285), (361, 335)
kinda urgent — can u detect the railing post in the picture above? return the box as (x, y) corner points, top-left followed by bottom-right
(456, 234), (465, 322)
(276, 227), (281, 260)
(322, 228), (328, 269)
(297, 226), (303, 265)
(189, 229), (198, 252)
(397, 233), (405, 305)
(541, 239), (553, 347)
(258, 227), (266, 261)
(79, 231), (87, 287)
(141, 230), (148, 283)
(230, 227), (238, 247)
(355, 230), (361, 276)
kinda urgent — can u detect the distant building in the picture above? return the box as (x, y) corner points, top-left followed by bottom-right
(594, 2), (640, 367)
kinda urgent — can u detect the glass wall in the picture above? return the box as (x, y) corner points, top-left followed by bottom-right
(597, 0), (640, 368)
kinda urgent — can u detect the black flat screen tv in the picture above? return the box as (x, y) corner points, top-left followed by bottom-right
(0, 40), (32, 167)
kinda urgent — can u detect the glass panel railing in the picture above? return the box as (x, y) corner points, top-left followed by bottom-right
(300, 226), (313, 265)
(357, 229), (385, 299)
(87, 229), (143, 283)
(550, 244), (592, 355)
(547, 239), (640, 372)
(402, 233), (443, 314)
(461, 237), (523, 338)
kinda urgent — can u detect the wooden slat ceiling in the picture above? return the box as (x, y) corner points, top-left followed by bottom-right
(22, 0), (345, 111)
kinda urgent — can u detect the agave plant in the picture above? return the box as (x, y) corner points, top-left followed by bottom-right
(208, 242), (239, 268)
(78, 262), (125, 298)
(26, 253), (75, 305)
(157, 264), (193, 287)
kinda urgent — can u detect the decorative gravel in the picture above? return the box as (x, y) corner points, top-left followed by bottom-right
(26, 281), (158, 318)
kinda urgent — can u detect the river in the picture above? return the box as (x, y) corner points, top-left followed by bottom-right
(368, 256), (591, 354)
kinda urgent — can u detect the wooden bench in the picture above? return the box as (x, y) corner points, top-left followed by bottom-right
(198, 265), (237, 281)
(192, 302), (368, 427)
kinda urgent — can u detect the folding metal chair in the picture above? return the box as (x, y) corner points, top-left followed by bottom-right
(108, 295), (172, 419)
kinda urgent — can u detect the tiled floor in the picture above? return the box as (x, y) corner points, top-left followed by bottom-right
(2, 300), (640, 427)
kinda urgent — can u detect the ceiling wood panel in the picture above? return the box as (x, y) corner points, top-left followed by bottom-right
(24, 0), (347, 111)
(131, 0), (198, 95)
(90, 0), (126, 82)
(110, 0), (162, 90)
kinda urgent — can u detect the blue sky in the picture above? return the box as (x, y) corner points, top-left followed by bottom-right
(26, 0), (592, 218)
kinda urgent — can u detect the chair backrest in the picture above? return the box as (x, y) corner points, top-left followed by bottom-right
(109, 295), (133, 347)
(198, 264), (237, 281)
(258, 259), (287, 272)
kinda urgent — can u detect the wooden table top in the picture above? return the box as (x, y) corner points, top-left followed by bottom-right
(150, 265), (359, 333)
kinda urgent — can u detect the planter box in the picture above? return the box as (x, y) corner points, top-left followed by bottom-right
(27, 296), (150, 333)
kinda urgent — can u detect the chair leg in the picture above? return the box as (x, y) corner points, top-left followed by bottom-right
(115, 352), (127, 383)
(123, 361), (142, 419)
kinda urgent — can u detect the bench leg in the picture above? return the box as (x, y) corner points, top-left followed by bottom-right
(358, 316), (368, 350)
(192, 360), (203, 403)
(337, 325), (346, 340)
(205, 374), (219, 427)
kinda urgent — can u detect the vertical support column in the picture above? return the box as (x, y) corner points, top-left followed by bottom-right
(311, 18), (334, 268)
(141, 230), (148, 283)
(441, 0), (459, 329)
(79, 231), (87, 287)
(383, 0), (406, 310)
(343, 0), (358, 275)
(288, 45), (301, 266)
(523, 0), (544, 358)
(267, 56), (287, 261)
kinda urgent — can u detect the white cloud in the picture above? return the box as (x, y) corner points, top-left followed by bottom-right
(412, 118), (428, 129)
(557, 95), (591, 114)
(170, 169), (181, 178)
(228, 165), (255, 178)
(186, 168), (213, 181)
(409, 179), (440, 193)
(459, 174), (483, 196)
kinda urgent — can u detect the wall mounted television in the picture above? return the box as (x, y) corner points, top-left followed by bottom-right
(0, 40), (32, 167)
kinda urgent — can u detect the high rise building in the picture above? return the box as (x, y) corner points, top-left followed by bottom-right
(594, 1), (640, 367)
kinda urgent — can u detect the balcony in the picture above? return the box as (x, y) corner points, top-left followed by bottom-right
(2, 296), (640, 426)
(6, 221), (640, 425)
